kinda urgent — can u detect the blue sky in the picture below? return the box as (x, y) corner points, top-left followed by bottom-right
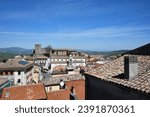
(0, 0), (150, 50)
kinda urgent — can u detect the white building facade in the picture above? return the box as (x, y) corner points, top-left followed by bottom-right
(0, 59), (34, 86)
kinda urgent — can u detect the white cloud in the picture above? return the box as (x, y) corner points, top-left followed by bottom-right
(0, 25), (150, 40)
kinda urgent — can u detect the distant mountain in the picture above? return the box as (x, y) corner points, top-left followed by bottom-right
(0, 47), (33, 55)
(80, 50), (129, 56)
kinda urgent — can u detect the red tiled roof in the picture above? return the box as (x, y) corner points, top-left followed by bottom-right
(41, 74), (85, 85)
(0, 58), (34, 71)
(87, 55), (150, 94)
(51, 61), (67, 64)
(35, 55), (48, 59)
(53, 48), (76, 51)
(51, 56), (68, 59)
(1, 84), (47, 100)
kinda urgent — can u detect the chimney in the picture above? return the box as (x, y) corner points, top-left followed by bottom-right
(124, 56), (138, 80)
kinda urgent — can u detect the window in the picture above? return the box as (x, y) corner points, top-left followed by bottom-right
(8, 72), (13, 75)
(17, 79), (21, 83)
(18, 71), (21, 75)
(52, 50), (54, 54)
(45, 86), (52, 92)
(5, 72), (8, 75)
(3, 72), (6, 75)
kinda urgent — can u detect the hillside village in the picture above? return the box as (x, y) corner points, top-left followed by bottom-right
(0, 43), (150, 100)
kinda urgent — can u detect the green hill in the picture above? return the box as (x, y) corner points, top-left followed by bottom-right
(0, 52), (17, 62)
(81, 50), (129, 57)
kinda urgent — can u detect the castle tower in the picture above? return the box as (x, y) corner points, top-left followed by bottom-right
(35, 44), (42, 55)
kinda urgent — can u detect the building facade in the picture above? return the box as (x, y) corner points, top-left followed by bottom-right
(34, 44), (87, 71)
(0, 59), (34, 86)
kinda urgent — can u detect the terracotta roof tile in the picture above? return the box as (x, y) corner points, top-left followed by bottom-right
(51, 56), (68, 59)
(1, 84), (46, 100)
(0, 58), (34, 71)
(86, 55), (150, 94)
(41, 74), (85, 85)
(35, 55), (48, 59)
